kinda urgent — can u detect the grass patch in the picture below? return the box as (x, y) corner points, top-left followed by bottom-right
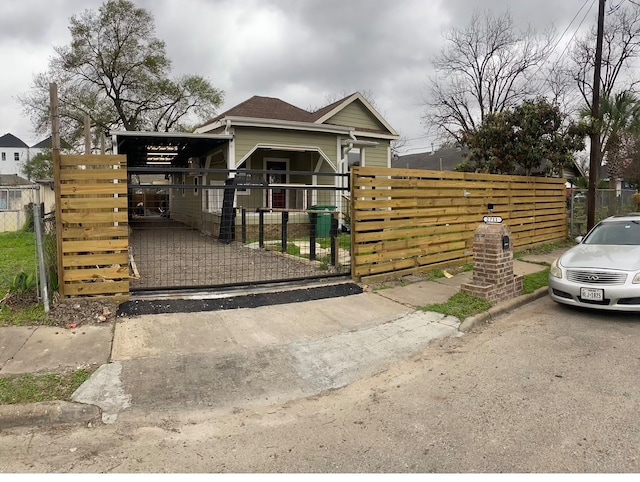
(0, 368), (94, 405)
(514, 239), (575, 260)
(523, 267), (550, 294)
(317, 234), (351, 251)
(420, 292), (492, 320)
(0, 303), (52, 327)
(424, 269), (445, 281)
(0, 231), (37, 290)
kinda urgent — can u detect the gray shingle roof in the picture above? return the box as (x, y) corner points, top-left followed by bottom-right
(0, 133), (28, 148)
(0, 174), (32, 185)
(393, 147), (469, 171)
(210, 96), (314, 123)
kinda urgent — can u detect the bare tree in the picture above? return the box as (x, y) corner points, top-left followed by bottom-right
(570, 1), (640, 111)
(422, 9), (554, 143)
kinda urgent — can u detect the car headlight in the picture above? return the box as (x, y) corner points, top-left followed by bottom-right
(550, 258), (563, 279)
(633, 273), (640, 284)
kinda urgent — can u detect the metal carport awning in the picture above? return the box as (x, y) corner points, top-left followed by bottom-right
(111, 131), (233, 168)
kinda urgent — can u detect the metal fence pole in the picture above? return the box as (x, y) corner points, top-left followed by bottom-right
(33, 189), (50, 313)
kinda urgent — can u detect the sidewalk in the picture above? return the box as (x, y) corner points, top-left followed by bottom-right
(0, 250), (562, 428)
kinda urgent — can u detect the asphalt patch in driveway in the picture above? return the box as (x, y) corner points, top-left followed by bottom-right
(117, 283), (363, 317)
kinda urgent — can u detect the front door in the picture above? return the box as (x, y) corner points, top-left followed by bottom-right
(265, 159), (287, 209)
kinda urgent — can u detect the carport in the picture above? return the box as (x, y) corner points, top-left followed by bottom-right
(112, 131), (351, 293)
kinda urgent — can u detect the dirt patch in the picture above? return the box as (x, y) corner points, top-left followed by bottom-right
(47, 297), (121, 328)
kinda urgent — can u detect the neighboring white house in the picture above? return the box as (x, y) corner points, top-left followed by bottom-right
(0, 133), (29, 176)
(0, 133), (58, 178)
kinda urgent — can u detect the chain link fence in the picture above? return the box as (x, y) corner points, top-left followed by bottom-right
(568, 188), (638, 238)
(0, 185), (40, 300)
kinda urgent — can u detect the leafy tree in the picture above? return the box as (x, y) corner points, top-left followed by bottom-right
(19, 0), (223, 148)
(623, 136), (640, 188)
(422, 9), (554, 143)
(22, 150), (53, 180)
(461, 99), (588, 176)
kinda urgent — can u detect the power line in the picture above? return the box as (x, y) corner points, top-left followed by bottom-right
(554, 0), (598, 65)
(530, 0), (596, 81)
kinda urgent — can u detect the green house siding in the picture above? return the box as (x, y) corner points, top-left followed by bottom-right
(324, 101), (386, 131)
(234, 127), (337, 168)
(364, 140), (390, 168)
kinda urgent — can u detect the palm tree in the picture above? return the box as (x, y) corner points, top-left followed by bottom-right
(583, 91), (640, 189)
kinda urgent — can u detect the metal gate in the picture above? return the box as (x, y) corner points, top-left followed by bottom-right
(127, 167), (351, 292)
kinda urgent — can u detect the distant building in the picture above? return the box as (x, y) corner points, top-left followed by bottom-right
(0, 133), (60, 178)
(394, 145), (584, 180)
(0, 133), (29, 176)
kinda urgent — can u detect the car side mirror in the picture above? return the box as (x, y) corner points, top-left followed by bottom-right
(575, 235), (583, 243)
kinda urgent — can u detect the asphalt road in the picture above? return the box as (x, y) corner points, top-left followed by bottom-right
(2, 296), (640, 473)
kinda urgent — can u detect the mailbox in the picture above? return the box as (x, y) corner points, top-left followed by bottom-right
(502, 235), (510, 250)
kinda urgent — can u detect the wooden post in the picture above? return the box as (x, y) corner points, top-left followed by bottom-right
(84, 115), (91, 155)
(50, 83), (65, 297)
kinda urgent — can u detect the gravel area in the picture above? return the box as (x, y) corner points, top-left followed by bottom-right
(129, 222), (346, 290)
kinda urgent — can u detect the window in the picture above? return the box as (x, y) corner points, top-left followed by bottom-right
(1, 152), (5, 161)
(205, 181), (224, 213)
(0, 190), (7, 210)
(347, 149), (362, 171)
(235, 160), (251, 195)
(14, 152), (19, 161)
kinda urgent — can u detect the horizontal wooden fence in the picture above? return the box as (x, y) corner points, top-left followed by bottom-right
(351, 167), (567, 282)
(55, 154), (130, 298)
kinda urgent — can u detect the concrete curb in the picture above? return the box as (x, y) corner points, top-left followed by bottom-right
(459, 286), (549, 332)
(0, 401), (102, 430)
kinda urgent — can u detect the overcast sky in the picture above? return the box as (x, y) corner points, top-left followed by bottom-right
(0, 0), (599, 153)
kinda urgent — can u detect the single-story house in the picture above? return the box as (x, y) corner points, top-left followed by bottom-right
(113, 92), (399, 236)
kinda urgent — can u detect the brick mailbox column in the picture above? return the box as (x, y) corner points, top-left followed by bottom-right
(461, 221), (523, 303)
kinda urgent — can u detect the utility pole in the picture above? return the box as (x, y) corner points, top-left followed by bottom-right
(587, 0), (606, 232)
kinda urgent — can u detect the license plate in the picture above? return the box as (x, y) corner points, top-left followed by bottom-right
(581, 287), (604, 301)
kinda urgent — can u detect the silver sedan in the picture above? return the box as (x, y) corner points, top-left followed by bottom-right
(548, 214), (640, 311)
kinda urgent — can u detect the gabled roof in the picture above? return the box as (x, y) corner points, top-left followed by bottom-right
(31, 136), (53, 149)
(30, 136), (73, 149)
(312, 92), (399, 136)
(0, 174), (32, 186)
(210, 96), (314, 124)
(199, 92), (398, 138)
(0, 133), (28, 148)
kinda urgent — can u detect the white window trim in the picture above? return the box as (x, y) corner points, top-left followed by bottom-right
(205, 180), (225, 214)
(236, 159), (251, 196)
(264, 157), (289, 209)
(0, 189), (8, 210)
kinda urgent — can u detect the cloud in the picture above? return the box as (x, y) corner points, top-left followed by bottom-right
(0, 0), (603, 149)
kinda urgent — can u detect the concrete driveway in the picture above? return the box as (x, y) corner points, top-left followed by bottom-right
(2, 295), (640, 472)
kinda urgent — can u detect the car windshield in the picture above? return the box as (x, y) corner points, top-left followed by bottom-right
(583, 220), (640, 245)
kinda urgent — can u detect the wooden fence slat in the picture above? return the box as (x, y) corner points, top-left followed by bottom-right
(63, 280), (130, 296)
(61, 197), (128, 210)
(63, 266), (130, 282)
(60, 212), (129, 224)
(59, 169), (127, 181)
(60, 154), (127, 167)
(60, 184), (128, 195)
(62, 252), (129, 268)
(62, 226), (129, 240)
(61, 239), (129, 253)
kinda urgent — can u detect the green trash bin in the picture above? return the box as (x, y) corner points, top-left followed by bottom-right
(308, 205), (336, 237)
